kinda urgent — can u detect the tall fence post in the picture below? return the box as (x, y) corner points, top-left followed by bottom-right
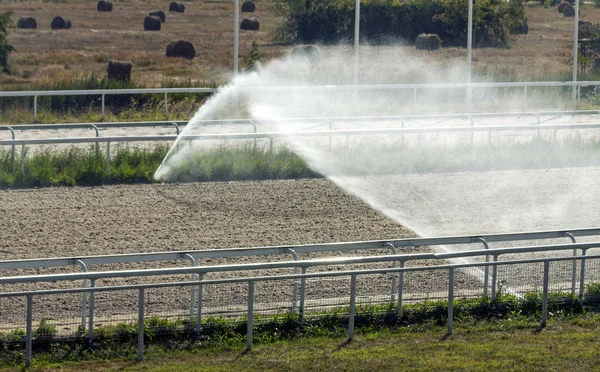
(101, 94), (105, 121)
(348, 274), (357, 341)
(540, 261), (550, 328)
(448, 267), (454, 335)
(579, 249), (587, 300)
(105, 142), (111, 173)
(478, 238), (490, 299)
(397, 261), (405, 317)
(87, 279), (96, 344)
(164, 93), (169, 120)
(386, 243), (397, 305)
(76, 260), (88, 333)
(246, 280), (255, 351)
(299, 267), (307, 322)
(137, 287), (145, 362)
(565, 232), (577, 296)
(286, 248), (299, 312)
(33, 95), (37, 123)
(196, 273), (204, 334)
(25, 294), (33, 368)
(491, 255), (499, 302)
(7, 127), (15, 171)
(20, 144), (26, 176)
(185, 254), (197, 322)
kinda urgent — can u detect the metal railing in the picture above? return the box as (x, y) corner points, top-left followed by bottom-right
(2, 120), (600, 175)
(1, 228), (596, 333)
(1, 81), (600, 121)
(2, 249), (599, 367)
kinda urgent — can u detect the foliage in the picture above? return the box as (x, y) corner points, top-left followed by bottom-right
(0, 144), (318, 188)
(243, 41), (262, 71)
(0, 11), (15, 73)
(271, 0), (526, 47)
(3, 284), (600, 367)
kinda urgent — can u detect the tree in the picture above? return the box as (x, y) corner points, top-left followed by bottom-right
(0, 11), (15, 74)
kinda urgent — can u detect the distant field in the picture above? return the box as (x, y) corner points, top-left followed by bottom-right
(1, 0), (286, 87)
(1, 1), (600, 89)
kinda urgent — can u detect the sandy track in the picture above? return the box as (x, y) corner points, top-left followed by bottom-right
(2, 180), (476, 327)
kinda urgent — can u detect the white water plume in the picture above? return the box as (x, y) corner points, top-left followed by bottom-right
(155, 44), (600, 243)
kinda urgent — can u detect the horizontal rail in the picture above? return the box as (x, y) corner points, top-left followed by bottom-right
(2, 122), (600, 147)
(1, 241), (598, 285)
(1, 228), (598, 271)
(1, 252), (598, 298)
(0, 121), (187, 131)
(1, 81), (600, 98)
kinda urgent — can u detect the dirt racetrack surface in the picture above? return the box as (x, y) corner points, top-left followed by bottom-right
(2, 179), (478, 328)
(0, 179), (411, 260)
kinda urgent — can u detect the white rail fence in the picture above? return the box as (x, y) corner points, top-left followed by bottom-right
(1, 81), (599, 121)
(2, 228), (597, 335)
(2, 120), (600, 175)
(2, 245), (600, 367)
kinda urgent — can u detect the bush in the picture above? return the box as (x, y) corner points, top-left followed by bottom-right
(272, 0), (525, 48)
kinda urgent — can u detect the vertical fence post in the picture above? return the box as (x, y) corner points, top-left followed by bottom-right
(523, 86), (528, 105)
(20, 144), (26, 176)
(105, 142), (111, 173)
(397, 261), (405, 317)
(491, 256), (498, 302)
(564, 232), (577, 296)
(541, 261), (550, 328)
(7, 127), (14, 171)
(87, 279), (96, 344)
(386, 243), (397, 305)
(33, 95), (37, 122)
(25, 294), (33, 368)
(196, 273), (204, 334)
(137, 288), (145, 362)
(164, 93), (169, 120)
(299, 267), (307, 322)
(448, 267), (454, 335)
(478, 238), (490, 299)
(579, 249), (587, 300)
(246, 280), (255, 351)
(286, 249), (299, 312)
(101, 94), (105, 121)
(185, 254), (197, 322)
(348, 274), (357, 341)
(76, 260), (88, 334)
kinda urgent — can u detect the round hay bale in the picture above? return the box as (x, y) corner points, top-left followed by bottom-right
(97, 0), (113, 12)
(564, 5), (575, 17)
(143, 16), (161, 31)
(149, 11), (166, 23)
(51, 16), (72, 30)
(17, 17), (37, 29)
(240, 18), (259, 31)
(241, 1), (256, 12)
(291, 45), (319, 62)
(169, 2), (185, 12)
(415, 33), (441, 51)
(166, 40), (196, 59)
(558, 2), (570, 13)
(107, 60), (132, 81)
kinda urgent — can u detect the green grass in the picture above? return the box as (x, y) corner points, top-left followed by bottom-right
(4, 134), (600, 188)
(0, 144), (319, 188)
(1, 289), (600, 370)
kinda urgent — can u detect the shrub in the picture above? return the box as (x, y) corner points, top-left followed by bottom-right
(272, 0), (525, 48)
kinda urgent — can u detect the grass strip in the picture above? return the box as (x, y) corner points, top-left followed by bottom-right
(2, 286), (600, 369)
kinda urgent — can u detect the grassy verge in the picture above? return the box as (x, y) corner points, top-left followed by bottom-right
(2, 286), (600, 369)
(0, 144), (319, 188)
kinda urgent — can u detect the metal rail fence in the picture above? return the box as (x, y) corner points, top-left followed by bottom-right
(1, 250), (599, 367)
(2, 120), (600, 175)
(1, 228), (597, 335)
(1, 81), (600, 121)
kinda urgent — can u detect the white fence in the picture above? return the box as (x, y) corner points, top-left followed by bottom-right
(1, 81), (599, 121)
(2, 236), (600, 367)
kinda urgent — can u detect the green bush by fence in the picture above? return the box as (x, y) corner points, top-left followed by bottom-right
(273, 0), (526, 47)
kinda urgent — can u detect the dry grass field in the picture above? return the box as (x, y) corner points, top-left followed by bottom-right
(1, 1), (600, 89)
